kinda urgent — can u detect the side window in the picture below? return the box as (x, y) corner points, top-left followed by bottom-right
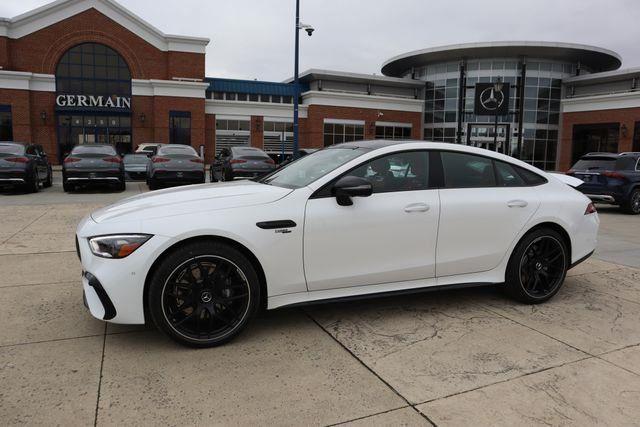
(515, 166), (547, 186)
(495, 161), (527, 187)
(344, 151), (429, 194)
(441, 152), (496, 188)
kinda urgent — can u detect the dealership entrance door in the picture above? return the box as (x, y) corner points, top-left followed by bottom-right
(57, 114), (132, 159)
(467, 123), (510, 154)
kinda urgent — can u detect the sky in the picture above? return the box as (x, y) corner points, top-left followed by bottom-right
(1, 0), (639, 81)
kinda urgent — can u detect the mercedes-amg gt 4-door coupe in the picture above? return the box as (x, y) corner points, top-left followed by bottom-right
(76, 141), (599, 347)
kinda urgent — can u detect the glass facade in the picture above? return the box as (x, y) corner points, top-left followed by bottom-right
(413, 58), (578, 170)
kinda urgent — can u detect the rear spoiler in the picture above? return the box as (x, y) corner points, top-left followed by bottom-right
(549, 173), (583, 188)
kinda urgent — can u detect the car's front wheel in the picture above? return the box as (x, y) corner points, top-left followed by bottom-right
(148, 241), (261, 347)
(504, 228), (568, 304)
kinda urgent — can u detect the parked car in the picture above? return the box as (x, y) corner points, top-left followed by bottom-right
(273, 148), (319, 168)
(0, 142), (52, 192)
(147, 144), (205, 190)
(135, 143), (162, 157)
(76, 140), (598, 347)
(210, 146), (275, 182)
(123, 154), (150, 181)
(567, 152), (640, 214)
(62, 144), (125, 192)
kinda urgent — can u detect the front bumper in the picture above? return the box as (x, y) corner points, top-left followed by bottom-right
(76, 224), (174, 324)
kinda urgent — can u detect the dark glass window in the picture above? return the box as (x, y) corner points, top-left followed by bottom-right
(346, 151), (429, 193)
(56, 43), (131, 98)
(0, 105), (12, 141)
(441, 152), (496, 188)
(495, 161), (526, 187)
(170, 111), (191, 145)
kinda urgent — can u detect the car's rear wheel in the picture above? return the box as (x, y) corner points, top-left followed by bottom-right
(621, 189), (640, 215)
(504, 228), (568, 304)
(62, 178), (74, 192)
(148, 178), (159, 191)
(43, 167), (53, 188)
(148, 241), (260, 347)
(25, 169), (39, 193)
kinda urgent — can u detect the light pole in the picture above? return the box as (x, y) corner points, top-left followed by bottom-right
(493, 78), (503, 152)
(292, 0), (313, 159)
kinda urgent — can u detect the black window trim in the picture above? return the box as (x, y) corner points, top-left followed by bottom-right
(310, 149), (438, 199)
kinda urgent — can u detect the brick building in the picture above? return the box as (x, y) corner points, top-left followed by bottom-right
(1, 0), (637, 170)
(0, 0), (423, 164)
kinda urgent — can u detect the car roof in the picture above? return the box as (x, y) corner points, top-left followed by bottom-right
(327, 139), (412, 151)
(582, 152), (639, 158)
(0, 141), (26, 146)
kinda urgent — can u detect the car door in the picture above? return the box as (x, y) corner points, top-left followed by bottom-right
(25, 145), (43, 180)
(304, 150), (440, 291)
(35, 145), (49, 178)
(435, 151), (541, 277)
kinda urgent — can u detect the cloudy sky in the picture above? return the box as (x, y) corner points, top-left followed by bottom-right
(1, 0), (638, 81)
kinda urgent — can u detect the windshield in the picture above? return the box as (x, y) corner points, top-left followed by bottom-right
(259, 148), (367, 189)
(124, 154), (149, 164)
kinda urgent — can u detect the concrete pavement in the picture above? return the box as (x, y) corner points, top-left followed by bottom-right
(1, 179), (639, 426)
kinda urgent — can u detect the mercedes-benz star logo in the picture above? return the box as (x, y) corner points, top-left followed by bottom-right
(479, 87), (505, 111)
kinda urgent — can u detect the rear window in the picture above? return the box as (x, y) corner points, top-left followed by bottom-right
(0, 144), (25, 156)
(233, 148), (269, 159)
(158, 145), (198, 156)
(71, 145), (116, 155)
(572, 158), (617, 171)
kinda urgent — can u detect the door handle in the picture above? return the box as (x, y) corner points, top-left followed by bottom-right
(404, 203), (430, 213)
(507, 200), (528, 208)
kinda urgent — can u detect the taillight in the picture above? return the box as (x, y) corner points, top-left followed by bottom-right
(230, 159), (247, 164)
(602, 171), (627, 181)
(152, 157), (170, 163)
(4, 156), (29, 163)
(103, 156), (122, 163)
(585, 203), (597, 215)
(64, 157), (81, 163)
(264, 158), (275, 165)
(190, 158), (204, 164)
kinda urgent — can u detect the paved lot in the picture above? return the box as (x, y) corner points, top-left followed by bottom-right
(1, 174), (639, 426)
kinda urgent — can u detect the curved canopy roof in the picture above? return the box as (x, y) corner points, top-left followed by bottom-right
(381, 41), (622, 77)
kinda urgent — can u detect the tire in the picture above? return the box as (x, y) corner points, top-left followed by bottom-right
(62, 179), (74, 192)
(148, 241), (261, 347)
(26, 169), (39, 193)
(148, 178), (159, 191)
(43, 167), (53, 188)
(621, 189), (640, 215)
(210, 168), (217, 183)
(116, 179), (126, 192)
(504, 227), (569, 304)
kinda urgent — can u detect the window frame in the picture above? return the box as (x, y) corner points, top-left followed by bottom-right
(169, 111), (192, 145)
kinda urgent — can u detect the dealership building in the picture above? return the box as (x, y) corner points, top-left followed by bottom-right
(0, 0), (638, 170)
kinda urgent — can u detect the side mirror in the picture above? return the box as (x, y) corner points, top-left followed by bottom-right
(332, 176), (373, 206)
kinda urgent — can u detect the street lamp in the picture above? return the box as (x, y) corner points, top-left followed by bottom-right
(292, 0), (314, 159)
(493, 78), (503, 152)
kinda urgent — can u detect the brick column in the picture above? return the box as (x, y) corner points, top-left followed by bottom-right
(251, 115), (264, 149)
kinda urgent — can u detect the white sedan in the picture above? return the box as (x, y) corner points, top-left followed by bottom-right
(76, 141), (599, 347)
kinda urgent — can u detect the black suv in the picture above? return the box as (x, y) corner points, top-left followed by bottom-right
(567, 152), (640, 214)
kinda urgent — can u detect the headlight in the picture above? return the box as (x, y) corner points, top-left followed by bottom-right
(88, 234), (152, 259)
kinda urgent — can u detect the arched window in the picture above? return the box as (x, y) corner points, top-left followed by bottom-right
(56, 43), (131, 97)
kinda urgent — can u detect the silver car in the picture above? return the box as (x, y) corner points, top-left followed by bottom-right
(123, 154), (150, 181)
(147, 144), (205, 190)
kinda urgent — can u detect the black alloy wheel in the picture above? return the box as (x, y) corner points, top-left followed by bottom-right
(623, 189), (640, 215)
(505, 228), (568, 303)
(27, 169), (39, 193)
(149, 241), (260, 347)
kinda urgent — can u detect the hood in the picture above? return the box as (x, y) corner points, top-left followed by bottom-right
(91, 181), (292, 223)
(549, 173), (584, 188)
